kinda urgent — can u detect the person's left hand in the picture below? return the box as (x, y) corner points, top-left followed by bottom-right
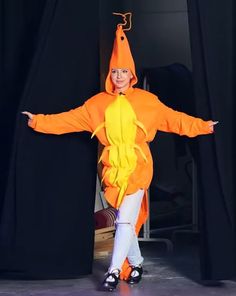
(21, 111), (34, 125)
(209, 121), (219, 133)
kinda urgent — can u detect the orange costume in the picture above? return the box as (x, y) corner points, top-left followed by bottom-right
(28, 24), (212, 279)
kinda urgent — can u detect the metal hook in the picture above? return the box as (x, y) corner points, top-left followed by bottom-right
(113, 12), (132, 31)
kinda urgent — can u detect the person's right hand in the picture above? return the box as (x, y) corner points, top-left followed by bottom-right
(22, 111), (34, 124)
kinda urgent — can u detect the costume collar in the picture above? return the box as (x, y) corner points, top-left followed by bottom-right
(109, 87), (135, 97)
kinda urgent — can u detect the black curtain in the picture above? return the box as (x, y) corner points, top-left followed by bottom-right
(187, 0), (236, 280)
(0, 0), (99, 279)
(0, 0), (47, 213)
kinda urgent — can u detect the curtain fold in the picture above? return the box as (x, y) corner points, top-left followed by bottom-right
(0, 0), (99, 279)
(0, 0), (47, 210)
(187, 0), (236, 280)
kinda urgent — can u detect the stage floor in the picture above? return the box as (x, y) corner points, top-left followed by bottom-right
(0, 236), (235, 296)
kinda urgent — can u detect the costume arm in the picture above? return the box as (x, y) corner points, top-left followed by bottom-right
(156, 98), (212, 137)
(28, 104), (92, 134)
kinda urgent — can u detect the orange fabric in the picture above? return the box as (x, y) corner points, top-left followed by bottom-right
(105, 25), (137, 94)
(29, 88), (212, 278)
(28, 25), (212, 280)
(29, 89), (212, 205)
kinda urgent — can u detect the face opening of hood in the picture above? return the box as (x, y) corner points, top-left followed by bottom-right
(105, 25), (138, 94)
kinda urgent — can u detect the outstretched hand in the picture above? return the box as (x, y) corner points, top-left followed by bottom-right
(22, 111), (34, 124)
(209, 121), (219, 133)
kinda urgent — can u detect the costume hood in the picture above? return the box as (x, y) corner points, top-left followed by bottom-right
(105, 25), (138, 94)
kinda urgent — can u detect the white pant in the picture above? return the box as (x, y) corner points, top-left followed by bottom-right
(108, 189), (144, 272)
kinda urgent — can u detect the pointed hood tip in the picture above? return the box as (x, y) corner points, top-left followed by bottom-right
(105, 25), (138, 94)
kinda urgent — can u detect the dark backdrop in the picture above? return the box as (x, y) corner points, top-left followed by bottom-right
(0, 0), (235, 282)
(0, 0), (47, 214)
(187, 0), (236, 280)
(0, 0), (99, 278)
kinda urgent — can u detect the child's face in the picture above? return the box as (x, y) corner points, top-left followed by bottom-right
(110, 68), (133, 92)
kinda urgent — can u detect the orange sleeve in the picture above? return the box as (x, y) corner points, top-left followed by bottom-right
(156, 98), (212, 137)
(28, 104), (92, 135)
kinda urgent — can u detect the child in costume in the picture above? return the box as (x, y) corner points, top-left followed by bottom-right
(22, 13), (218, 292)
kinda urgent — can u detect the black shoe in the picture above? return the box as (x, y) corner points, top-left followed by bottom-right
(101, 272), (119, 292)
(127, 265), (143, 285)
